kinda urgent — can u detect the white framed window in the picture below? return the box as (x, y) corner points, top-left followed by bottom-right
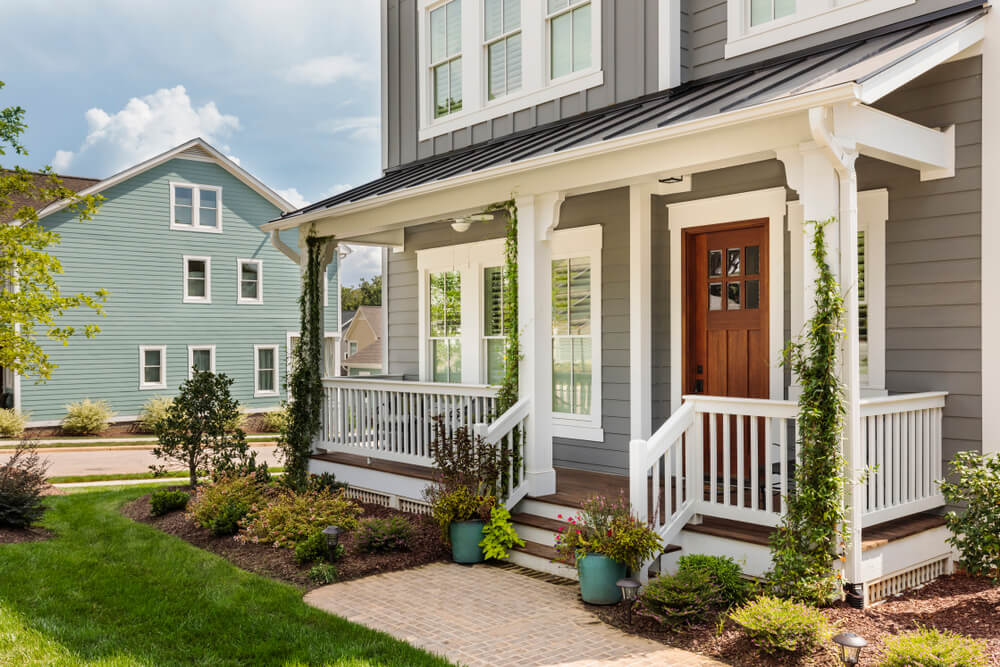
(546, 0), (592, 80)
(170, 182), (222, 232)
(430, 0), (463, 119)
(183, 255), (212, 304)
(138, 345), (167, 390)
(484, 0), (522, 100)
(429, 270), (463, 383)
(482, 265), (508, 385)
(254, 344), (279, 397)
(237, 258), (263, 304)
(725, 0), (914, 58)
(187, 345), (216, 378)
(348, 340), (359, 356)
(287, 332), (340, 382)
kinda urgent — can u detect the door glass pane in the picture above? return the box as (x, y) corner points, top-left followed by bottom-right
(550, 11), (572, 79)
(750, 0), (771, 25)
(192, 349), (212, 372)
(571, 4), (592, 72)
(744, 245), (760, 275)
(745, 280), (760, 309)
(708, 250), (722, 277)
(727, 248), (741, 276)
(486, 338), (505, 385)
(727, 282), (741, 310)
(709, 283), (722, 310)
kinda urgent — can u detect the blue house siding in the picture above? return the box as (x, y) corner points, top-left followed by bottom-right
(21, 157), (337, 423)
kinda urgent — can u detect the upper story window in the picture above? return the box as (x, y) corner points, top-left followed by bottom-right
(237, 259), (263, 305)
(183, 255), (212, 304)
(485, 0), (522, 100)
(750, 0), (795, 26)
(547, 0), (591, 80)
(431, 0), (463, 118)
(170, 182), (222, 232)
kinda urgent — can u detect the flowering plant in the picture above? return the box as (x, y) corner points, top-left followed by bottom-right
(554, 494), (662, 572)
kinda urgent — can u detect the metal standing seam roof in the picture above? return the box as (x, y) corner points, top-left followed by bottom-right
(281, 5), (986, 223)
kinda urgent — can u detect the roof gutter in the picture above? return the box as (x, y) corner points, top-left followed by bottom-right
(262, 82), (862, 233)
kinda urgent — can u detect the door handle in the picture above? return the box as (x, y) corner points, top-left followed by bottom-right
(694, 379), (704, 394)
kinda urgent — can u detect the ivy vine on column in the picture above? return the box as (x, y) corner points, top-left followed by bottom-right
(280, 229), (327, 491)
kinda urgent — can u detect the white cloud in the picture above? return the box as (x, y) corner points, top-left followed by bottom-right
(340, 245), (382, 286)
(51, 150), (74, 173)
(225, 154), (241, 166)
(286, 55), (371, 86)
(317, 116), (379, 143)
(321, 183), (354, 199)
(54, 85), (241, 175)
(276, 187), (309, 209)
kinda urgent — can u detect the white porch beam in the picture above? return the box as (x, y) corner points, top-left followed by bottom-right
(516, 192), (563, 497)
(629, 185), (653, 441)
(340, 228), (406, 251)
(832, 103), (955, 181)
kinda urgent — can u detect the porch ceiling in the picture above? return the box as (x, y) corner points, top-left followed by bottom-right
(264, 6), (985, 237)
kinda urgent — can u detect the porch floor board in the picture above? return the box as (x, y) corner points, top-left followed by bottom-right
(533, 467), (629, 507)
(311, 452), (437, 482)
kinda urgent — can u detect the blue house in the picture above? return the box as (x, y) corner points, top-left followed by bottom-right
(5, 138), (340, 428)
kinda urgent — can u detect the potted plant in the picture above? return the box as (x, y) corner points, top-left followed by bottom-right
(430, 485), (495, 563)
(555, 495), (662, 604)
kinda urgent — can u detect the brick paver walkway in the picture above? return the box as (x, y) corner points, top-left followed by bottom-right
(305, 562), (727, 666)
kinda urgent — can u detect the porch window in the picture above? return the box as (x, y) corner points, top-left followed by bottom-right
(484, 0), (521, 100)
(139, 345), (167, 390)
(254, 345), (279, 397)
(547, 0), (591, 80)
(858, 231), (869, 386)
(237, 259), (263, 304)
(430, 0), (463, 118)
(552, 256), (593, 416)
(429, 270), (462, 382)
(183, 256), (211, 304)
(170, 182), (222, 232)
(188, 345), (215, 378)
(483, 266), (507, 384)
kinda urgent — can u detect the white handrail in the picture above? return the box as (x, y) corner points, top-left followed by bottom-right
(322, 377), (499, 399)
(478, 397), (531, 446)
(860, 391), (947, 416)
(474, 397), (532, 511)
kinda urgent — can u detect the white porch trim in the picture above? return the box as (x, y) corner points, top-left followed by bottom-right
(630, 184), (653, 441)
(666, 187), (788, 412)
(982, 10), (1000, 456)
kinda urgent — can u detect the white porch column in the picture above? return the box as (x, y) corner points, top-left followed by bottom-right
(629, 184), (653, 441)
(983, 10), (1000, 455)
(516, 193), (563, 497)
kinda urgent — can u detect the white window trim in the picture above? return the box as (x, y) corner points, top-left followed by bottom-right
(667, 188), (786, 413)
(286, 331), (340, 383)
(169, 181), (223, 233)
(415, 224), (603, 440)
(138, 345), (167, 391)
(725, 0), (915, 59)
(254, 344), (280, 398)
(237, 258), (264, 305)
(187, 344), (216, 378)
(183, 255), (212, 304)
(348, 340), (359, 356)
(417, 0), (603, 142)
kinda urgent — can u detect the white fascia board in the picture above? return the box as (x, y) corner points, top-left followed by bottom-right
(260, 83), (861, 234)
(833, 102), (955, 180)
(36, 138), (296, 220)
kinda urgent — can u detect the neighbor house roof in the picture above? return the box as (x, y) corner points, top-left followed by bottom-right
(1, 172), (100, 224)
(268, 4), (986, 229)
(343, 340), (383, 368)
(355, 305), (382, 334)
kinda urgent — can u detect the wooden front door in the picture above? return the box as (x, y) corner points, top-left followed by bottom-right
(683, 220), (769, 399)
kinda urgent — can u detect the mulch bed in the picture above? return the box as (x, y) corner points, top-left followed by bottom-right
(0, 526), (55, 544)
(593, 574), (1000, 666)
(121, 488), (448, 590)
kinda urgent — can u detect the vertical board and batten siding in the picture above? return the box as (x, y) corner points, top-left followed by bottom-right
(683, 0), (962, 80)
(383, 0), (662, 171)
(25, 157), (337, 422)
(859, 56), (983, 463)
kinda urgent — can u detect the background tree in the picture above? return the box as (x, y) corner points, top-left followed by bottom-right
(340, 274), (381, 311)
(0, 81), (108, 381)
(151, 370), (259, 487)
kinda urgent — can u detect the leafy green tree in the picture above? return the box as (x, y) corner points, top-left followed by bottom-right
(340, 274), (381, 311)
(0, 82), (108, 380)
(151, 370), (259, 487)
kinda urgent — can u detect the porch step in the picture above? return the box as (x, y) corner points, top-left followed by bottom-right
(509, 539), (579, 580)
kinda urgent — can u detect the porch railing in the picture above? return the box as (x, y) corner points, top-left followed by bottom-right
(474, 397), (531, 510)
(319, 378), (499, 466)
(630, 391), (947, 577)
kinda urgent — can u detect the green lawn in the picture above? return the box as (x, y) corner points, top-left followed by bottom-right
(0, 487), (451, 666)
(0, 435), (277, 450)
(48, 467), (285, 484)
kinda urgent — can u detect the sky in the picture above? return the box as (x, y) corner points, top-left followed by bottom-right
(2, 0), (383, 285)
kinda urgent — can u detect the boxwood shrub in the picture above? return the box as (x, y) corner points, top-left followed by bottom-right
(729, 596), (832, 656)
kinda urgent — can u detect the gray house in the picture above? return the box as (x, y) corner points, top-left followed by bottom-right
(266, 0), (997, 606)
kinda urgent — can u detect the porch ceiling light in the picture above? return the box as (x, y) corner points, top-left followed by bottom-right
(832, 632), (867, 665)
(450, 213), (494, 232)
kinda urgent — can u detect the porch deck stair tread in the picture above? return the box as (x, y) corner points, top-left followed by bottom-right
(514, 539), (562, 562)
(684, 512), (946, 551)
(510, 512), (569, 532)
(311, 452), (437, 481)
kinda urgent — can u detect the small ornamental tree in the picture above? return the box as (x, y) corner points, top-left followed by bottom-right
(151, 370), (258, 487)
(768, 218), (847, 605)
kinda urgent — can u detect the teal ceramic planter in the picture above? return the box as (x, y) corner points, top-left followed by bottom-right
(449, 520), (486, 564)
(578, 553), (627, 604)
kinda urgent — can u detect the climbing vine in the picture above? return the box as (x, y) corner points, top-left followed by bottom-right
(768, 218), (848, 606)
(484, 199), (519, 415)
(280, 228), (327, 490)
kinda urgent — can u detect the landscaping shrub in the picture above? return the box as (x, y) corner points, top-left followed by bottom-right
(242, 488), (362, 548)
(138, 396), (173, 434)
(357, 516), (414, 554)
(0, 441), (49, 528)
(880, 627), (988, 667)
(294, 531), (331, 565)
(187, 474), (268, 536)
(940, 451), (1000, 581)
(149, 489), (190, 517)
(638, 555), (753, 626)
(307, 471), (348, 494)
(0, 409), (28, 438)
(308, 563), (338, 585)
(479, 505), (523, 560)
(62, 399), (114, 435)
(730, 596), (832, 656)
(263, 407), (288, 433)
